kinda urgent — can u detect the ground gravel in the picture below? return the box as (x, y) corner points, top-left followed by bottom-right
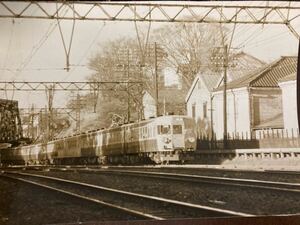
(0, 176), (141, 225)
(107, 167), (300, 183)
(27, 169), (300, 216)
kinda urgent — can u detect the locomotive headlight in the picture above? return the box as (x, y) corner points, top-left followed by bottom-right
(188, 137), (195, 142)
(164, 137), (171, 143)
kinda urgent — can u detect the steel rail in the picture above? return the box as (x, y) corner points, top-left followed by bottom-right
(29, 166), (300, 193)
(1, 174), (162, 220)
(84, 169), (300, 193)
(2, 171), (254, 218)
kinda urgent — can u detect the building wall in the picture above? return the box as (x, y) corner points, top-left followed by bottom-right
(186, 78), (212, 136)
(142, 92), (156, 119)
(212, 87), (251, 140)
(250, 88), (283, 129)
(279, 80), (298, 130)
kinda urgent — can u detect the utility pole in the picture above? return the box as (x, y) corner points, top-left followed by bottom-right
(211, 45), (236, 149)
(44, 106), (49, 142)
(154, 42), (159, 117)
(127, 48), (131, 122)
(45, 85), (55, 141)
(30, 104), (35, 139)
(75, 93), (81, 132)
(223, 44), (228, 148)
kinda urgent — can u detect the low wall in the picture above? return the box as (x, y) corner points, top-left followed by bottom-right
(193, 148), (300, 169)
(198, 129), (300, 150)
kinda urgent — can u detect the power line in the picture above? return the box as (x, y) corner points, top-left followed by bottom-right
(9, 6), (69, 81)
(60, 22), (106, 82)
(56, 2), (76, 72)
(2, 19), (15, 100)
(243, 30), (294, 49)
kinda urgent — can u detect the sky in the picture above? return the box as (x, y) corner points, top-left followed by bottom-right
(0, 1), (299, 109)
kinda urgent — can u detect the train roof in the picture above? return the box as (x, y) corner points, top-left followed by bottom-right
(48, 115), (193, 140)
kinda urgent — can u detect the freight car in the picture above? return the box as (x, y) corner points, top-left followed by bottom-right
(0, 99), (22, 144)
(0, 115), (196, 165)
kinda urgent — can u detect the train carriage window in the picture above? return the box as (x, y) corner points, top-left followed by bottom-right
(142, 127), (147, 138)
(157, 125), (171, 134)
(173, 125), (182, 134)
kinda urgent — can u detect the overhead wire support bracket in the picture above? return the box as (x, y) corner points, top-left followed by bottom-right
(0, 81), (143, 91)
(56, 2), (76, 71)
(0, 2), (299, 23)
(0, 2), (299, 39)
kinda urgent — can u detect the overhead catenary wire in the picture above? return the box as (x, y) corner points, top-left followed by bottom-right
(56, 21), (106, 108)
(234, 1), (294, 50)
(60, 21), (106, 82)
(56, 2), (76, 71)
(2, 19), (15, 100)
(133, 5), (152, 65)
(3, 6), (70, 109)
(8, 5), (70, 82)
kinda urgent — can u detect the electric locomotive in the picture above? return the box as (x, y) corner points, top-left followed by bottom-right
(0, 115), (196, 165)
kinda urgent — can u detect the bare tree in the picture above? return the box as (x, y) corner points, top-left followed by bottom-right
(71, 22), (226, 129)
(87, 38), (149, 125)
(152, 22), (226, 89)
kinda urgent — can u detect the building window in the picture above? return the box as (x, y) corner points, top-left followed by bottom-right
(203, 102), (207, 118)
(198, 80), (201, 89)
(192, 104), (196, 118)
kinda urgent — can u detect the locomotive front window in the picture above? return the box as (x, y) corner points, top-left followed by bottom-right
(173, 125), (182, 134)
(158, 125), (171, 134)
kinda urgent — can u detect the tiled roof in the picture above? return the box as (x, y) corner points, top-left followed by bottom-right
(214, 56), (298, 91)
(186, 52), (266, 100)
(145, 87), (186, 104)
(227, 51), (266, 81)
(278, 72), (296, 83)
(201, 72), (223, 91)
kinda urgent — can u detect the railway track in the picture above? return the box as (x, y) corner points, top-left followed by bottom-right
(89, 169), (300, 193)
(0, 171), (253, 220)
(4, 165), (300, 194)
(15, 166), (300, 193)
(7, 164), (300, 177)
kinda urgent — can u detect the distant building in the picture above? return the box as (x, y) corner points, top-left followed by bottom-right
(143, 87), (186, 119)
(185, 72), (221, 136)
(142, 91), (157, 119)
(212, 56), (298, 139)
(278, 72), (298, 131)
(185, 52), (266, 137)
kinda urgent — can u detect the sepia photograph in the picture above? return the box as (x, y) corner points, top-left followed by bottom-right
(0, 1), (300, 225)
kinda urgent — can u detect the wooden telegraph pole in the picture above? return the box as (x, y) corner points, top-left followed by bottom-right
(154, 42), (159, 117)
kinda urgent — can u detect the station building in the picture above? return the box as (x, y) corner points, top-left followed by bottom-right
(185, 52), (265, 138)
(186, 56), (298, 140)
